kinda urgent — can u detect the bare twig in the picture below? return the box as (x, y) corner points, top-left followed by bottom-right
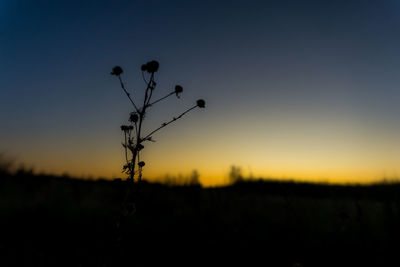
(118, 76), (140, 113)
(148, 91), (175, 107)
(141, 105), (198, 142)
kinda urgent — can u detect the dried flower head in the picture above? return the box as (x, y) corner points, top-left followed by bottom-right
(120, 125), (129, 131)
(175, 85), (183, 98)
(197, 99), (206, 108)
(111, 66), (123, 76)
(144, 60), (159, 73)
(129, 112), (139, 123)
(138, 161), (145, 167)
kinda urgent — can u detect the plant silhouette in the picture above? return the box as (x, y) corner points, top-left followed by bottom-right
(111, 60), (205, 187)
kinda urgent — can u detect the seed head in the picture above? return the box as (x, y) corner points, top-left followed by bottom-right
(175, 85), (183, 98)
(129, 113), (139, 123)
(138, 161), (145, 167)
(111, 66), (123, 76)
(143, 60), (159, 73)
(196, 99), (206, 108)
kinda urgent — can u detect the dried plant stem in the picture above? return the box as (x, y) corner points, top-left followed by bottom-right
(129, 75), (153, 182)
(123, 132), (128, 163)
(142, 105), (198, 142)
(118, 76), (140, 112)
(149, 91), (175, 106)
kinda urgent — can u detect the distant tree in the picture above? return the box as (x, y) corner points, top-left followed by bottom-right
(188, 169), (201, 186)
(111, 61), (205, 204)
(15, 164), (34, 177)
(229, 165), (243, 184)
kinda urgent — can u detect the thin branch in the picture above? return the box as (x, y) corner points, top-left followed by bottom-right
(118, 76), (140, 112)
(146, 79), (157, 107)
(123, 132), (128, 164)
(142, 73), (154, 114)
(141, 105), (198, 142)
(134, 121), (138, 138)
(148, 91), (175, 107)
(141, 71), (148, 84)
(146, 83), (155, 107)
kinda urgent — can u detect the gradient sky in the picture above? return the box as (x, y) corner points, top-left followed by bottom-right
(1, 0), (400, 186)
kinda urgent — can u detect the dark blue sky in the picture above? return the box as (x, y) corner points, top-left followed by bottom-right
(1, 0), (400, 185)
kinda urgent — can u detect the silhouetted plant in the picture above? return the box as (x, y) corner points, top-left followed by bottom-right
(111, 61), (205, 185)
(229, 165), (243, 184)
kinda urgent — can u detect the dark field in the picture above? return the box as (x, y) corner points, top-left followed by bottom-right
(1, 172), (400, 267)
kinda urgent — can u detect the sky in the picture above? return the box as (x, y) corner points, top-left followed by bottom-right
(1, 0), (400, 186)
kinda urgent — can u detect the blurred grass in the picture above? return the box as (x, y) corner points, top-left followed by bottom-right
(1, 171), (400, 266)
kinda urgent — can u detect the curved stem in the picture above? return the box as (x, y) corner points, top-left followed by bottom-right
(124, 132), (128, 164)
(134, 122), (138, 138)
(142, 105), (198, 141)
(118, 76), (140, 112)
(137, 151), (142, 183)
(141, 71), (148, 84)
(148, 91), (175, 107)
(142, 73), (154, 113)
(146, 81), (156, 107)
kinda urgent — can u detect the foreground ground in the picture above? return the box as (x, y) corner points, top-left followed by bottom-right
(1, 172), (400, 266)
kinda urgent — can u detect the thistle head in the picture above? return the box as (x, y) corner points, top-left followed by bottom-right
(196, 99), (206, 108)
(175, 85), (183, 98)
(111, 66), (123, 76)
(141, 60), (159, 73)
(120, 125), (129, 131)
(129, 112), (139, 123)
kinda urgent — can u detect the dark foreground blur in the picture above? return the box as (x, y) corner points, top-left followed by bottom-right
(1, 172), (400, 267)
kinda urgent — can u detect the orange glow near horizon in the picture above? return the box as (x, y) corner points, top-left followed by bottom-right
(14, 110), (400, 187)
(18, 155), (399, 187)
